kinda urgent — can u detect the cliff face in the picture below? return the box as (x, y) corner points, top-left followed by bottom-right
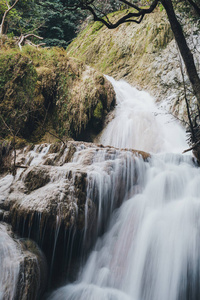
(67, 10), (173, 90)
(67, 9), (200, 123)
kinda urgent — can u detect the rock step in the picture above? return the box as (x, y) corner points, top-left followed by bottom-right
(0, 209), (11, 223)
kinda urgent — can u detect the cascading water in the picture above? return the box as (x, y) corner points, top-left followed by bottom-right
(99, 76), (187, 153)
(0, 224), (21, 299)
(48, 77), (200, 300)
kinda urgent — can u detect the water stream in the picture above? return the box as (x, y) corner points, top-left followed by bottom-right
(48, 78), (200, 300)
(99, 76), (187, 153)
(0, 224), (21, 300)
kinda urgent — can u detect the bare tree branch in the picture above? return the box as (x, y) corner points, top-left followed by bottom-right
(80, 0), (159, 29)
(187, 0), (200, 17)
(25, 41), (46, 49)
(183, 140), (200, 153)
(18, 33), (44, 50)
(0, 0), (20, 35)
(41, 0), (158, 27)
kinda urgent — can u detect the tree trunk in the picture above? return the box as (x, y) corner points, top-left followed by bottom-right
(0, 10), (8, 35)
(162, 0), (200, 107)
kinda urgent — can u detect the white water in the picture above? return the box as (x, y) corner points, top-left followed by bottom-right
(99, 76), (187, 153)
(48, 78), (200, 300)
(0, 224), (21, 299)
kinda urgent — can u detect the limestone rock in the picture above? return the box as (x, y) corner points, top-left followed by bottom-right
(0, 141), (149, 285)
(0, 223), (47, 300)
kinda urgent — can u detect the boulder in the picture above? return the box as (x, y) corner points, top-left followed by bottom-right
(0, 223), (47, 300)
(0, 141), (150, 285)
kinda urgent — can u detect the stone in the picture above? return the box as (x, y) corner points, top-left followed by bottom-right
(0, 141), (150, 287)
(0, 223), (47, 300)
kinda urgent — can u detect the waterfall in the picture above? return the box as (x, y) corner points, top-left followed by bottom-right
(48, 78), (200, 300)
(99, 76), (187, 153)
(0, 224), (21, 299)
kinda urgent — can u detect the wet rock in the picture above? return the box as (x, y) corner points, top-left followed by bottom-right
(2, 211), (11, 223)
(43, 157), (55, 166)
(0, 141), (149, 286)
(0, 210), (3, 221)
(48, 142), (62, 154)
(128, 149), (150, 161)
(23, 166), (51, 193)
(0, 223), (47, 300)
(16, 239), (47, 300)
(6, 141), (150, 237)
(64, 144), (77, 163)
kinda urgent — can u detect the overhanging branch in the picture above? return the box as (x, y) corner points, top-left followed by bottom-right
(81, 0), (159, 29)
(43, 0), (159, 28)
(18, 33), (44, 50)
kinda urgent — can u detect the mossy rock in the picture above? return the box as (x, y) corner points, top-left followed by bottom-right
(0, 51), (45, 141)
(0, 46), (115, 144)
(93, 101), (103, 120)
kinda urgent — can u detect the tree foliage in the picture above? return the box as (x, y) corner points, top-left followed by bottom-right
(38, 0), (86, 47)
(0, 0), (88, 46)
(0, 0), (41, 35)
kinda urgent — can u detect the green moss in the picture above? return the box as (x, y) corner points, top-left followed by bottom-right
(0, 41), (115, 143)
(93, 101), (103, 120)
(0, 52), (37, 99)
(0, 51), (40, 140)
(67, 10), (173, 87)
(91, 21), (104, 34)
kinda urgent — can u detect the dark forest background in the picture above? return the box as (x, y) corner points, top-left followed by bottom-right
(0, 0), (199, 48)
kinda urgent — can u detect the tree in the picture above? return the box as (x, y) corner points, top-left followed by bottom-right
(0, 0), (38, 36)
(42, 0), (200, 108)
(38, 0), (81, 47)
(0, 0), (19, 35)
(161, 0), (200, 109)
(37, 0), (87, 47)
(0, 0), (46, 49)
(0, 0), (88, 48)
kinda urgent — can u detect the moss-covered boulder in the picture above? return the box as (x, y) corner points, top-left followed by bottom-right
(0, 52), (44, 140)
(0, 46), (116, 144)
